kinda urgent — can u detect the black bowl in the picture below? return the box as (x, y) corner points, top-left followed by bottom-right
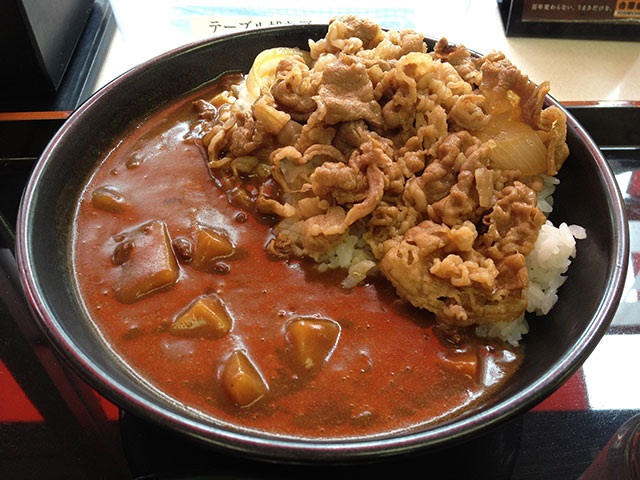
(16, 24), (629, 463)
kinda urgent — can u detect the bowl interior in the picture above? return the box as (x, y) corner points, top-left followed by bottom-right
(16, 24), (628, 462)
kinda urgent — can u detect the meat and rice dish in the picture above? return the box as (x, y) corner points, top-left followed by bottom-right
(195, 15), (581, 334)
(71, 16), (584, 437)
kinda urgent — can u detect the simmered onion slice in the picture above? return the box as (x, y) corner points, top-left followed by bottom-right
(245, 47), (312, 104)
(484, 119), (547, 175)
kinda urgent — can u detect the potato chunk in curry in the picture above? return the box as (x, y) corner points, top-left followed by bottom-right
(169, 295), (232, 339)
(91, 185), (129, 213)
(285, 317), (340, 370)
(221, 351), (269, 407)
(191, 227), (235, 272)
(113, 220), (179, 304)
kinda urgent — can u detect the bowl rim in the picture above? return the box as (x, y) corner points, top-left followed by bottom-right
(15, 24), (630, 462)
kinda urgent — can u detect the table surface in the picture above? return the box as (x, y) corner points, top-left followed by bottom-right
(97, 0), (640, 103)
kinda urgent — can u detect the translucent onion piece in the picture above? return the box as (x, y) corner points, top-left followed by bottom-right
(488, 120), (547, 175)
(245, 47), (312, 104)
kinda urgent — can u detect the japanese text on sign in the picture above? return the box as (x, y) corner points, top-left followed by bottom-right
(191, 16), (324, 38)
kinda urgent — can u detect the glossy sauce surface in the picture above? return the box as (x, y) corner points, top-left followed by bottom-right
(71, 82), (522, 438)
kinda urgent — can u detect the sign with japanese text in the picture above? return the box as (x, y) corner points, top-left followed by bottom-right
(186, 9), (416, 39)
(522, 0), (640, 22)
(190, 16), (320, 37)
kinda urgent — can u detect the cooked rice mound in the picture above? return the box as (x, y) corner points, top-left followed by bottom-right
(193, 15), (581, 335)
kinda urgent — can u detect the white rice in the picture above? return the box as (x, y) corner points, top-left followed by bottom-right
(537, 175), (560, 214)
(475, 315), (531, 347)
(315, 234), (378, 288)
(526, 221), (586, 316)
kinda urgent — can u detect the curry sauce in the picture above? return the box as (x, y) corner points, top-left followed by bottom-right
(71, 80), (522, 438)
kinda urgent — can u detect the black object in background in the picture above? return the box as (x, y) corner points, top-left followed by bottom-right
(0, 0), (95, 97)
(498, 0), (640, 40)
(0, 0), (115, 243)
(0, 0), (116, 112)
